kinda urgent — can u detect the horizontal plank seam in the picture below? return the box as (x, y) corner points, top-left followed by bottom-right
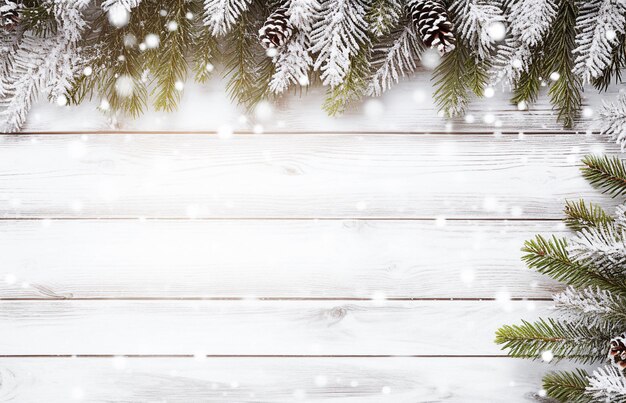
(0, 354), (515, 358)
(0, 297), (553, 301)
(0, 217), (564, 222)
(13, 130), (594, 135)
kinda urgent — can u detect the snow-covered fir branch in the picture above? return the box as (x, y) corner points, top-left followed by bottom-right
(310, 0), (369, 87)
(616, 204), (626, 230)
(573, 0), (626, 84)
(554, 286), (626, 328)
(599, 92), (626, 151)
(287, 0), (319, 30)
(203, 0), (252, 36)
(0, 0), (89, 133)
(269, 32), (313, 93)
(508, 0), (556, 48)
(101, 0), (141, 11)
(586, 365), (626, 402)
(568, 225), (626, 276)
(367, 24), (423, 97)
(450, 0), (505, 60)
(367, 0), (402, 38)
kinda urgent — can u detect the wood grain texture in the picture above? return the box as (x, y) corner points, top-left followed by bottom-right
(21, 73), (616, 133)
(0, 300), (546, 355)
(0, 219), (563, 299)
(0, 133), (618, 218)
(0, 357), (585, 402)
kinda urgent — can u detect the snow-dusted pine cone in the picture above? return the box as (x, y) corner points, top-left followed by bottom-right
(407, 0), (456, 55)
(0, 1), (20, 31)
(609, 333), (626, 371)
(259, 7), (294, 49)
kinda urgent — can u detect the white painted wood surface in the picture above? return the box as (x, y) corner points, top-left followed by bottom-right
(0, 357), (584, 403)
(0, 300), (544, 355)
(0, 133), (618, 219)
(1, 76), (618, 400)
(0, 219), (562, 299)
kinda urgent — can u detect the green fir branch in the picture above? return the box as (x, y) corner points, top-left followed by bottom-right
(592, 33), (626, 92)
(511, 51), (543, 106)
(564, 200), (615, 231)
(433, 42), (489, 117)
(223, 2), (274, 110)
(323, 42), (372, 116)
(149, 0), (194, 112)
(366, 0), (401, 37)
(543, 369), (592, 403)
(581, 155), (626, 198)
(495, 318), (610, 364)
(543, 0), (581, 128)
(522, 235), (626, 296)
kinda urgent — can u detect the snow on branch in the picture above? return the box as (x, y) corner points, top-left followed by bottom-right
(586, 365), (626, 401)
(203, 0), (252, 36)
(574, 0), (626, 84)
(0, 0), (89, 133)
(368, 24), (423, 97)
(568, 225), (626, 276)
(599, 92), (626, 151)
(450, 0), (505, 60)
(310, 0), (369, 87)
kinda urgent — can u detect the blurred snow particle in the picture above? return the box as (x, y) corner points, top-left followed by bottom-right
(174, 80), (184, 91)
(83, 66), (93, 76)
(314, 375), (328, 387)
(549, 71), (560, 81)
(217, 124), (233, 139)
(517, 101), (527, 110)
(167, 20), (178, 32)
(364, 99), (384, 118)
(541, 350), (554, 362)
(487, 21), (506, 41)
(107, 3), (130, 27)
(115, 75), (134, 97)
(465, 114), (475, 124)
(356, 201), (367, 211)
(255, 101), (273, 121)
(435, 216), (446, 227)
(99, 99), (110, 111)
(484, 87), (495, 98)
(511, 59), (523, 69)
(4, 273), (16, 285)
(421, 49), (441, 69)
(606, 30), (617, 41)
(381, 386), (391, 394)
(144, 33), (160, 49)
(56, 95), (68, 106)
(266, 47), (278, 58)
(412, 89), (427, 104)
(582, 107), (594, 118)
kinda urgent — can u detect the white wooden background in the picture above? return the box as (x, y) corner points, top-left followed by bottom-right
(1, 75), (622, 402)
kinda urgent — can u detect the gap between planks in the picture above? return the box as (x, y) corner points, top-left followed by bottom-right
(12, 130), (595, 135)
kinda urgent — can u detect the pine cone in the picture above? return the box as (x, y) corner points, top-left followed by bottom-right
(259, 7), (294, 50)
(608, 333), (626, 371)
(0, 2), (20, 31)
(408, 0), (456, 55)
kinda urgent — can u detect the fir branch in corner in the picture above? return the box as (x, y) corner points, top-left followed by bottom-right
(522, 235), (626, 296)
(543, 0), (581, 128)
(581, 155), (626, 198)
(564, 200), (614, 232)
(543, 369), (592, 403)
(494, 318), (611, 364)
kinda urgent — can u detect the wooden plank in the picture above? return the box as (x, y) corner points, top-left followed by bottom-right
(0, 219), (563, 299)
(0, 133), (617, 218)
(0, 300), (547, 355)
(22, 73), (613, 132)
(0, 357), (582, 402)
